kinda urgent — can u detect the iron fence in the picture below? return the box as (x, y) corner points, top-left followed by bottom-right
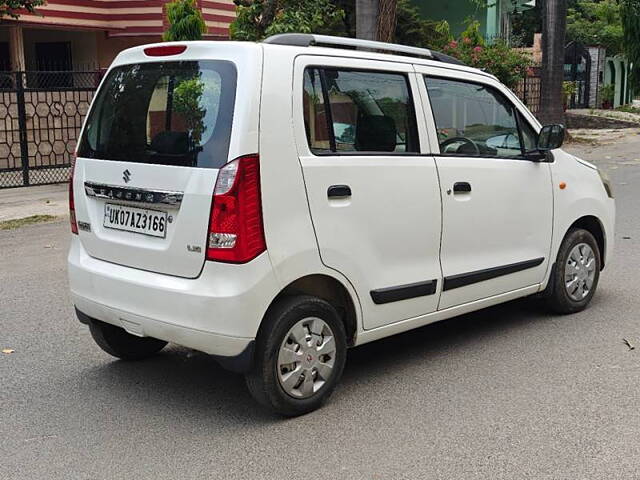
(514, 66), (541, 116)
(0, 70), (103, 188)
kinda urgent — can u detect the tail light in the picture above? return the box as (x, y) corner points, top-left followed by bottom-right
(206, 154), (266, 263)
(69, 157), (78, 235)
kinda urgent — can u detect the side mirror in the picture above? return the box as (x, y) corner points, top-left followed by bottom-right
(537, 124), (565, 151)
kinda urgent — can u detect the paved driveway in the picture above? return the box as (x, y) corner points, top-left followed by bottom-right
(2, 136), (640, 479)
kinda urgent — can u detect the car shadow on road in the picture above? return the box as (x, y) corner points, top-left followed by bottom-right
(80, 297), (561, 422)
(345, 297), (546, 375)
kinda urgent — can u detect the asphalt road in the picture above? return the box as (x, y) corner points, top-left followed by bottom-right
(2, 134), (640, 479)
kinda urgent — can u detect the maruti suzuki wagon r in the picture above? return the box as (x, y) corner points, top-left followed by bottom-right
(68, 34), (615, 416)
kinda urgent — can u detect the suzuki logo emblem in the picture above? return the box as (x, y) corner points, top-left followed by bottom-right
(122, 169), (131, 183)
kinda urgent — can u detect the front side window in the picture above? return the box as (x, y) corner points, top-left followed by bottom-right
(78, 60), (236, 169)
(303, 67), (419, 154)
(518, 112), (539, 152)
(425, 76), (529, 158)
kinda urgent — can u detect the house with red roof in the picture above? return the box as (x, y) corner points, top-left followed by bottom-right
(0, 0), (235, 74)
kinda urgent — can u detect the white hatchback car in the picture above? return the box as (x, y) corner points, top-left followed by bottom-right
(68, 34), (615, 416)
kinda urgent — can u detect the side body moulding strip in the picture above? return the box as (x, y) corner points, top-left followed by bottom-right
(370, 280), (438, 305)
(443, 257), (545, 291)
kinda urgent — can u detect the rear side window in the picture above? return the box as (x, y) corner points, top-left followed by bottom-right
(303, 67), (419, 154)
(78, 60), (237, 169)
(424, 76), (526, 158)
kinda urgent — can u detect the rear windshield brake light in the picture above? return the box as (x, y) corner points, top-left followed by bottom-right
(144, 45), (187, 57)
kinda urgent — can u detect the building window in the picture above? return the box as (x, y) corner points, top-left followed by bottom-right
(32, 42), (73, 88)
(0, 42), (10, 70)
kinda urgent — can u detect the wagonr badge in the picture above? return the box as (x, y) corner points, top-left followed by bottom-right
(83, 182), (184, 206)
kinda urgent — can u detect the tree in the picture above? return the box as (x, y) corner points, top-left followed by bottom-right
(375, 0), (396, 42)
(163, 0), (206, 42)
(229, 0), (345, 41)
(511, 3), (542, 46)
(0, 0), (45, 19)
(394, 0), (450, 50)
(566, 0), (623, 54)
(443, 20), (532, 89)
(539, 0), (568, 124)
(620, 0), (640, 89)
(356, 0), (401, 43)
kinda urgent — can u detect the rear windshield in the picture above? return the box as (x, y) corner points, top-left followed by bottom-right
(78, 60), (237, 169)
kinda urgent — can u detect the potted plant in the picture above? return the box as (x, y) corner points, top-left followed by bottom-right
(562, 81), (577, 111)
(600, 83), (615, 109)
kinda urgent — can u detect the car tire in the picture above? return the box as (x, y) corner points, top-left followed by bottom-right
(88, 319), (167, 360)
(245, 295), (347, 417)
(544, 228), (601, 314)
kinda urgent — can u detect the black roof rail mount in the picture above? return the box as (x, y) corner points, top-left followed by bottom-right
(263, 33), (466, 66)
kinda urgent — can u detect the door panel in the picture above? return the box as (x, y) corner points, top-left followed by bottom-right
(435, 157), (552, 309)
(294, 57), (442, 330)
(298, 155), (442, 329)
(415, 67), (553, 310)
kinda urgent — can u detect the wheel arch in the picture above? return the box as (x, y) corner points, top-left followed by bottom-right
(259, 274), (359, 347)
(567, 215), (607, 269)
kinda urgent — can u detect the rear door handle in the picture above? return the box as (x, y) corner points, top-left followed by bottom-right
(328, 185), (352, 198)
(453, 182), (471, 193)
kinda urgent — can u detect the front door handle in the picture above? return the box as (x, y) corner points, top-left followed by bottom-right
(453, 182), (471, 193)
(328, 185), (352, 198)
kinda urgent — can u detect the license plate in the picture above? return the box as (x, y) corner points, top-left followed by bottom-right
(103, 203), (167, 238)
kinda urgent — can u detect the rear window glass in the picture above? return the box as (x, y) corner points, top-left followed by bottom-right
(78, 60), (236, 169)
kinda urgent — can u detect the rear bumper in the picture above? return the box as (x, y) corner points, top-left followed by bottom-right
(74, 307), (255, 372)
(68, 236), (279, 369)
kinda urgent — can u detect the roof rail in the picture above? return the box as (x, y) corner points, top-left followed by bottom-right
(263, 33), (465, 66)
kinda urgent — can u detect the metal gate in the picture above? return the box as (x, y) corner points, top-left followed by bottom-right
(0, 70), (101, 189)
(564, 42), (591, 109)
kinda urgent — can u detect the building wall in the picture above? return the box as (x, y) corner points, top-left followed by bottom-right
(4, 0), (235, 38)
(1, 0), (237, 73)
(603, 56), (631, 108)
(22, 29), (98, 70)
(586, 46), (605, 108)
(95, 34), (163, 69)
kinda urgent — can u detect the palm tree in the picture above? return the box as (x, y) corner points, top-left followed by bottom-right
(356, 0), (397, 43)
(539, 0), (568, 124)
(376, 0), (397, 43)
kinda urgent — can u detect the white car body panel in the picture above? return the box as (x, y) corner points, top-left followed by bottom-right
(545, 151), (616, 283)
(291, 55), (442, 330)
(433, 156), (553, 309)
(413, 64), (553, 310)
(73, 42), (262, 278)
(68, 235), (277, 353)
